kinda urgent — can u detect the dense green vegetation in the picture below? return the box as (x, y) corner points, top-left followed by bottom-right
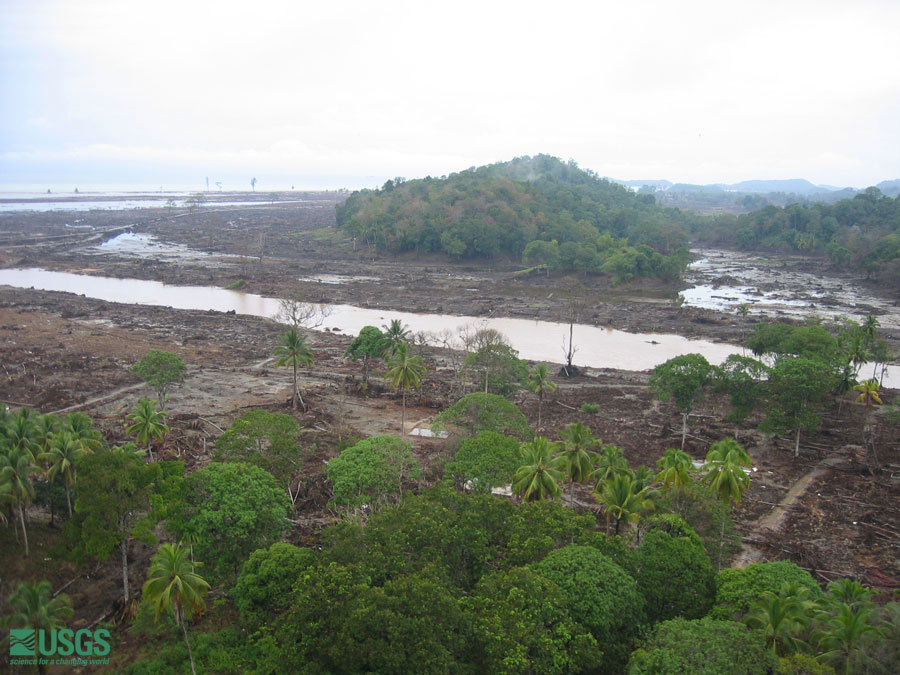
(695, 187), (900, 279)
(337, 154), (900, 285)
(3, 316), (898, 673)
(337, 154), (692, 282)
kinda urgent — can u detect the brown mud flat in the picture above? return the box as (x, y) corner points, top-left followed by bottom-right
(1, 196), (899, 660)
(5, 192), (898, 350)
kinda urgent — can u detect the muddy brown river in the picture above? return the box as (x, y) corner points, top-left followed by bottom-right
(1, 266), (896, 386)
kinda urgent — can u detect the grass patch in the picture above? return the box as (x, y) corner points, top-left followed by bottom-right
(580, 403), (599, 414)
(223, 279), (244, 290)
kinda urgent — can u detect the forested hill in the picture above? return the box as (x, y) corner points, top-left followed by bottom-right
(336, 155), (694, 272)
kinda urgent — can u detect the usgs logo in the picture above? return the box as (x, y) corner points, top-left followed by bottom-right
(9, 628), (111, 657)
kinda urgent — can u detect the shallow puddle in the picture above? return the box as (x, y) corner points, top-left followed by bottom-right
(90, 232), (239, 264)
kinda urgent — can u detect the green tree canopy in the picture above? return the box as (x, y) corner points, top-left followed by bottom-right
(628, 617), (777, 675)
(444, 430), (521, 493)
(214, 410), (303, 486)
(344, 325), (388, 384)
(433, 393), (533, 441)
(711, 560), (823, 621)
(649, 353), (714, 449)
(231, 542), (318, 631)
(326, 435), (421, 508)
(168, 462), (291, 582)
(131, 350), (186, 409)
(632, 524), (716, 623)
(760, 357), (837, 457)
(532, 544), (645, 672)
(463, 566), (602, 673)
(66, 448), (167, 602)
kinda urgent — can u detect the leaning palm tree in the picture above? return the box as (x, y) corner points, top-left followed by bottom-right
(0, 447), (36, 557)
(126, 397), (169, 461)
(593, 472), (654, 535)
(528, 363), (557, 430)
(274, 325), (315, 410)
(385, 342), (426, 435)
(381, 319), (411, 357)
(655, 448), (694, 491)
(513, 437), (564, 502)
(142, 542), (211, 675)
(555, 421), (599, 499)
(38, 431), (88, 517)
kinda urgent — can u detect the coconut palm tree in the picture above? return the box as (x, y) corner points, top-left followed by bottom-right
(274, 325), (315, 410)
(701, 438), (751, 507)
(702, 438), (751, 567)
(528, 363), (557, 430)
(385, 342), (425, 435)
(555, 421), (599, 499)
(142, 542), (210, 675)
(34, 413), (61, 456)
(38, 431), (89, 518)
(381, 319), (411, 357)
(845, 334), (870, 378)
(126, 398), (169, 461)
(593, 472), (654, 535)
(0, 447), (37, 556)
(631, 465), (657, 493)
(3, 407), (40, 461)
(813, 603), (882, 675)
(743, 583), (814, 656)
(2, 581), (73, 652)
(655, 448), (694, 490)
(825, 579), (876, 611)
(62, 412), (103, 452)
(513, 437), (564, 502)
(590, 444), (631, 486)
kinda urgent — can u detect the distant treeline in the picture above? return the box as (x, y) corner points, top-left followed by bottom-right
(336, 155), (694, 283)
(693, 187), (900, 278)
(336, 155), (900, 283)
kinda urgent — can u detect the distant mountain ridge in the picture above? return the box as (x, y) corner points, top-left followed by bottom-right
(613, 177), (899, 196)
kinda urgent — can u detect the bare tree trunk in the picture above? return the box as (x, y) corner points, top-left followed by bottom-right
(120, 537), (129, 603)
(537, 390), (543, 430)
(794, 428), (801, 458)
(19, 504), (29, 557)
(291, 362), (299, 410)
(66, 485), (72, 518)
(180, 606), (197, 675)
(681, 413), (688, 449)
(401, 390), (406, 436)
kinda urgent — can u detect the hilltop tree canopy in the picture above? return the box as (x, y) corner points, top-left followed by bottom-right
(337, 155), (692, 281)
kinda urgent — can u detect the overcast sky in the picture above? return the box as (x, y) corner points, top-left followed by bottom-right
(2, 0), (899, 191)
